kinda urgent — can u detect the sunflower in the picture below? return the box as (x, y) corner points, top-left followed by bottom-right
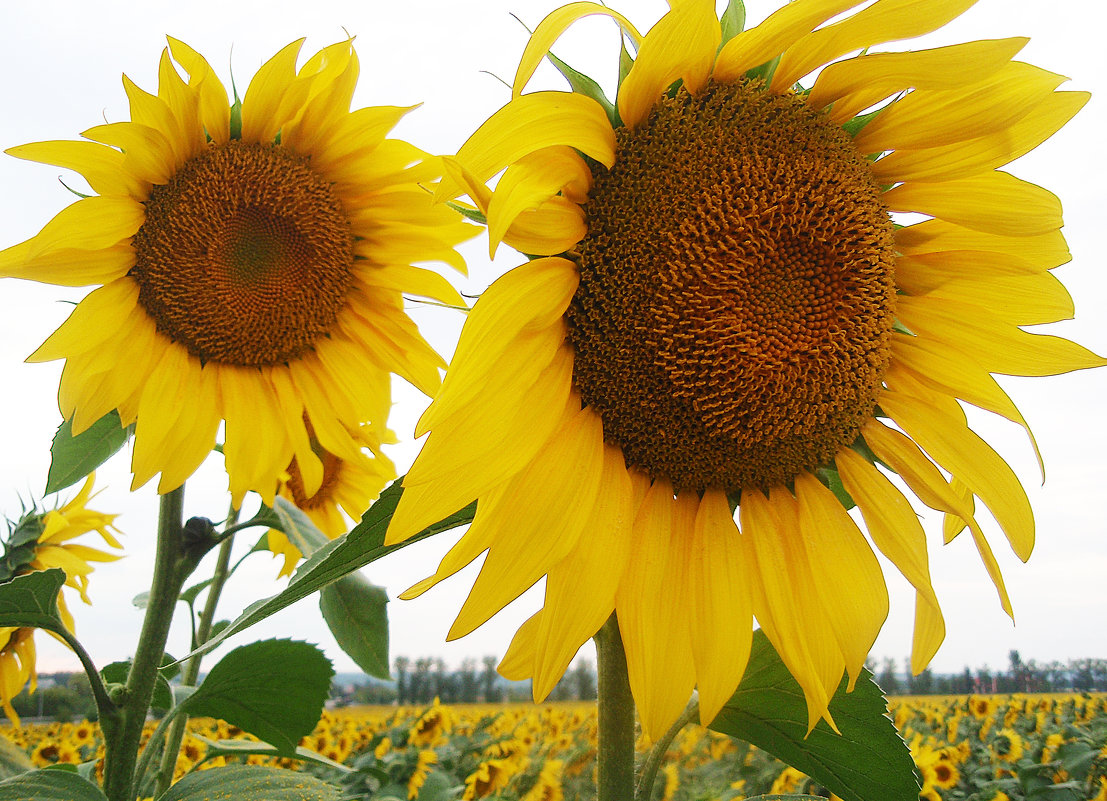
(268, 423), (396, 576)
(385, 0), (1100, 738)
(0, 37), (471, 505)
(1, 473), (122, 724)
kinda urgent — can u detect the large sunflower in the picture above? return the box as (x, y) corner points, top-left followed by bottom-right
(386, 0), (1101, 738)
(387, 1), (1098, 739)
(0, 38), (471, 505)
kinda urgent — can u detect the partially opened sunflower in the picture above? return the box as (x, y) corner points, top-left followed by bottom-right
(386, 0), (1101, 737)
(0, 38), (471, 505)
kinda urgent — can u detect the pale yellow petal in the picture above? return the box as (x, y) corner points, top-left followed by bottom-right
(21, 197), (144, 261)
(895, 220), (1071, 269)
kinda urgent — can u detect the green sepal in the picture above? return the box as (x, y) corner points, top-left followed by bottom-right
(100, 659), (173, 708)
(547, 50), (617, 128)
(618, 34), (635, 100)
(746, 55), (781, 85)
(0, 769), (108, 801)
(0, 568), (67, 635)
(157, 765), (341, 801)
(320, 572), (391, 680)
(708, 631), (921, 801)
(176, 639), (333, 755)
(181, 479), (475, 662)
(45, 410), (132, 495)
(816, 466), (855, 511)
(446, 201), (487, 226)
(719, 0), (746, 48)
(229, 97), (243, 141)
(842, 104), (888, 139)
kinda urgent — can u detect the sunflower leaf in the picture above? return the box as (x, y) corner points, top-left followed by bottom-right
(177, 639), (333, 755)
(0, 568), (66, 634)
(45, 411), (132, 495)
(189, 735), (352, 773)
(709, 630), (920, 801)
(100, 660), (174, 711)
(0, 768), (108, 801)
(157, 765), (341, 801)
(179, 479), (476, 662)
(272, 496), (331, 556)
(320, 572), (391, 680)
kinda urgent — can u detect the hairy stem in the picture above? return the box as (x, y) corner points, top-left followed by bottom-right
(595, 613), (636, 801)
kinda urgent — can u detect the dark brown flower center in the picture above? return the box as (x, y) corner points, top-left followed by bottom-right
(567, 80), (896, 494)
(131, 141), (353, 367)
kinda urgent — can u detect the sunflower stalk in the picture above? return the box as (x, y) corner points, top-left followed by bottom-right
(99, 485), (213, 801)
(635, 697), (700, 801)
(151, 504), (239, 797)
(594, 614), (635, 801)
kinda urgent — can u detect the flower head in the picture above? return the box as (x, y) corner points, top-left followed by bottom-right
(0, 38), (471, 505)
(386, 0), (1100, 739)
(1, 474), (122, 723)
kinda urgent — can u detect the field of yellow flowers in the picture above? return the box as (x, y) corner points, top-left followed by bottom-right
(2, 692), (1105, 800)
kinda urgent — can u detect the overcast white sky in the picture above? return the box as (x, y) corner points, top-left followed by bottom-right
(1, 0), (1104, 685)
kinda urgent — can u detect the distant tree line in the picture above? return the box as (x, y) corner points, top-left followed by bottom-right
(870, 651), (1107, 695)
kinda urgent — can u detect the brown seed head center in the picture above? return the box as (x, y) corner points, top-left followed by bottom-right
(131, 141), (353, 367)
(567, 80), (897, 493)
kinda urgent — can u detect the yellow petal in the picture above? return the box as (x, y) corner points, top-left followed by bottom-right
(616, 479), (697, 740)
(853, 61), (1066, 153)
(715, 0), (867, 83)
(794, 471), (888, 690)
(879, 389), (1034, 563)
(6, 140), (145, 199)
(617, 1), (721, 129)
(835, 449), (945, 672)
(240, 39), (307, 143)
(809, 37), (1027, 123)
(771, 0), (980, 92)
(502, 196), (588, 258)
(82, 121), (175, 187)
(894, 251), (1051, 297)
(166, 37), (231, 145)
(447, 407), (606, 640)
(513, 3), (642, 97)
(871, 91), (1089, 183)
(896, 220), (1071, 269)
(28, 278), (140, 362)
(437, 92), (615, 202)
(689, 488), (753, 725)
(0, 242), (133, 287)
(487, 146), (591, 254)
(531, 442), (636, 700)
(20, 197), (144, 261)
(897, 294), (1106, 377)
(884, 172), (1061, 237)
(920, 271), (1073, 326)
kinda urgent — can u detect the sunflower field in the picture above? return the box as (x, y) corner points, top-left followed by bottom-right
(3, 692), (1104, 800)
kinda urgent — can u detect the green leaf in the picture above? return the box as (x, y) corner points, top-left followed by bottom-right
(0, 568), (66, 634)
(719, 0), (746, 47)
(179, 578), (213, 607)
(0, 769), (108, 801)
(272, 496), (331, 556)
(413, 770), (460, 801)
(709, 631), (920, 801)
(190, 735), (351, 773)
(320, 573), (390, 680)
(446, 201), (486, 226)
(182, 479), (475, 661)
(816, 466), (855, 511)
(157, 765), (341, 801)
(45, 411), (132, 495)
(100, 660), (174, 711)
(177, 639), (333, 755)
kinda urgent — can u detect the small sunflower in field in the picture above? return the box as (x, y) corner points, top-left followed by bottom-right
(388, 0), (1098, 737)
(1, 37), (470, 506)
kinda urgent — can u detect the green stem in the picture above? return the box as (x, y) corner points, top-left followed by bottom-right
(152, 509), (237, 797)
(56, 627), (116, 728)
(635, 697), (699, 801)
(99, 485), (214, 801)
(595, 613), (635, 801)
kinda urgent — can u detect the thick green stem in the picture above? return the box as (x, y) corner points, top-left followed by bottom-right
(595, 614), (635, 801)
(152, 515), (237, 797)
(635, 697), (699, 801)
(100, 485), (213, 801)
